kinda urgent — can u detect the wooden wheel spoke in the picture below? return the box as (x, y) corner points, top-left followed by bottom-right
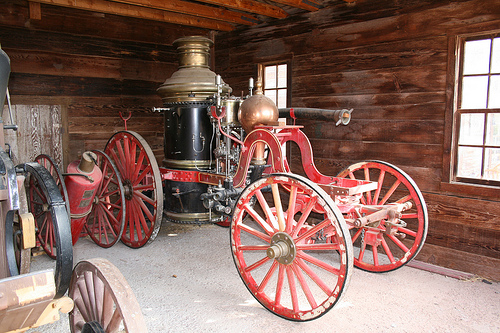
(295, 258), (332, 295)
(295, 219), (331, 244)
(133, 194), (155, 225)
(291, 196), (317, 237)
(237, 223), (271, 243)
(244, 256), (271, 272)
(132, 149), (146, 181)
(243, 203), (274, 235)
(257, 260), (278, 292)
(107, 308), (123, 332)
(374, 169), (385, 204)
(255, 189), (279, 231)
(291, 262), (317, 309)
(286, 266), (299, 312)
(379, 179), (401, 205)
(398, 226), (417, 238)
(133, 189), (155, 207)
(387, 234), (410, 253)
(297, 251), (340, 275)
(296, 242), (340, 251)
(286, 185), (298, 234)
(238, 244), (268, 251)
(381, 236), (396, 264)
(396, 194), (412, 204)
(372, 244), (379, 266)
(133, 164), (153, 187)
(275, 265), (285, 306)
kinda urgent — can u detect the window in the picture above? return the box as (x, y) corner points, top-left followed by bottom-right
(262, 63), (288, 108)
(453, 33), (500, 186)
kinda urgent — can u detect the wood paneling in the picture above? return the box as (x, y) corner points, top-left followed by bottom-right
(216, 0), (500, 280)
(0, 0), (181, 166)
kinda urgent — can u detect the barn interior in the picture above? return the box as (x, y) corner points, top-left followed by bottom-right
(0, 0), (499, 297)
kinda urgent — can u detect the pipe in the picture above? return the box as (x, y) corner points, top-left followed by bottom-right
(278, 108), (353, 126)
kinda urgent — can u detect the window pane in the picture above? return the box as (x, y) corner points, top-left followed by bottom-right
(488, 75), (500, 108)
(491, 37), (500, 73)
(264, 89), (277, 105)
(277, 89), (287, 108)
(461, 76), (488, 109)
(486, 113), (500, 146)
(459, 113), (485, 145)
(457, 146), (483, 178)
(463, 39), (491, 75)
(277, 64), (287, 88)
(484, 148), (500, 180)
(265, 66), (276, 89)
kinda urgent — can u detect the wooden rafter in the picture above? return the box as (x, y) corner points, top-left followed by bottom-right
(31, 0), (236, 31)
(193, 0), (289, 19)
(270, 0), (322, 11)
(108, 0), (259, 25)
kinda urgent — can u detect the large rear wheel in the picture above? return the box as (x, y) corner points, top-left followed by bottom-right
(105, 131), (163, 248)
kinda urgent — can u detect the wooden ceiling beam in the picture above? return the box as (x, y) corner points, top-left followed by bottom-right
(32, 0), (236, 31)
(270, 0), (322, 11)
(109, 0), (259, 25)
(193, 0), (288, 19)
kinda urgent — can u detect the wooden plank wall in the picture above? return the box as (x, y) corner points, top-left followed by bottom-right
(0, 0), (208, 167)
(215, 0), (500, 279)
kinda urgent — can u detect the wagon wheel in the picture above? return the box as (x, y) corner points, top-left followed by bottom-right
(105, 131), (163, 248)
(5, 210), (33, 276)
(31, 155), (68, 259)
(85, 150), (126, 248)
(69, 258), (147, 333)
(337, 160), (428, 273)
(231, 173), (353, 321)
(24, 162), (73, 297)
(35, 154), (71, 217)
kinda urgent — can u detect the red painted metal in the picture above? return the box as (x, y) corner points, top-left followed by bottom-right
(65, 159), (103, 245)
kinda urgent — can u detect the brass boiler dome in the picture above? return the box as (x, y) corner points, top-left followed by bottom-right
(157, 36), (231, 103)
(238, 94), (278, 134)
(238, 92), (279, 165)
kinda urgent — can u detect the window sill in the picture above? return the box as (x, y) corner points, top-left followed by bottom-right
(440, 181), (500, 200)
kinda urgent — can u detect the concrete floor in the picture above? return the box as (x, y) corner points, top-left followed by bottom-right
(28, 222), (499, 333)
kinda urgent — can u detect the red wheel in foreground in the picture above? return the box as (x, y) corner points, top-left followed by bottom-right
(85, 150), (126, 248)
(105, 131), (163, 248)
(231, 173), (353, 321)
(337, 160), (428, 272)
(69, 258), (146, 333)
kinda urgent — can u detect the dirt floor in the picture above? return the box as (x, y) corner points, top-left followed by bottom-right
(28, 222), (499, 333)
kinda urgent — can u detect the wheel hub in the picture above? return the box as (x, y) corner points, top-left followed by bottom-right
(123, 179), (133, 200)
(267, 232), (296, 265)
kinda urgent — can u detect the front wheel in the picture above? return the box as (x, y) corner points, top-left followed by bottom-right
(337, 160), (428, 273)
(231, 173), (353, 321)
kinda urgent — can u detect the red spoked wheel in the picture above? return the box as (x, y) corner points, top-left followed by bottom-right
(337, 160), (428, 273)
(69, 258), (147, 333)
(105, 131), (163, 248)
(231, 173), (353, 321)
(85, 150), (126, 248)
